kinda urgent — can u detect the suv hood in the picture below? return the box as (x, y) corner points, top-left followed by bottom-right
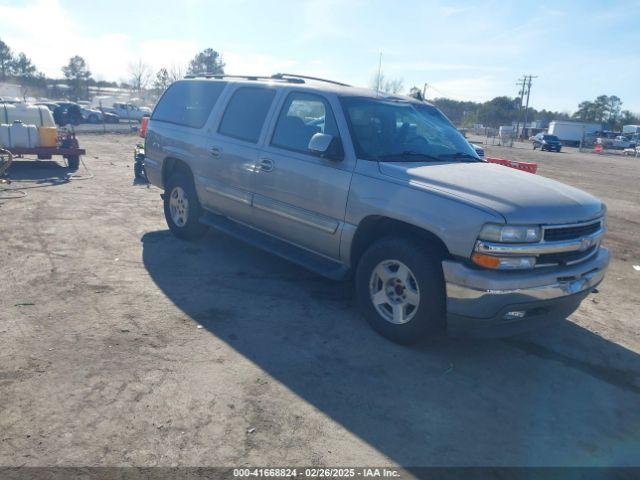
(379, 161), (604, 224)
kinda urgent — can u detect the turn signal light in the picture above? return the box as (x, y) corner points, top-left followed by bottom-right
(471, 252), (501, 268)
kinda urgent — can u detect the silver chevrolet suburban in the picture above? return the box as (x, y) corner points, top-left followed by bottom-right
(144, 74), (609, 343)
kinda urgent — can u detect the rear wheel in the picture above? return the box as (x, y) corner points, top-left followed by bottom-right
(66, 155), (79, 171)
(134, 161), (146, 181)
(163, 169), (208, 240)
(355, 237), (446, 344)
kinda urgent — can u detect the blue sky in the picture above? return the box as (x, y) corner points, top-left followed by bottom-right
(2, 0), (639, 113)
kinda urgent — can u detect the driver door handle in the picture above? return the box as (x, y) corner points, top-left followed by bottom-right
(257, 157), (274, 172)
(210, 146), (222, 158)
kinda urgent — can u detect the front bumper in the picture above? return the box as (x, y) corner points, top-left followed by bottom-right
(443, 247), (609, 335)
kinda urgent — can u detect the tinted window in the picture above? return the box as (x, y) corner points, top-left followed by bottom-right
(218, 87), (275, 143)
(271, 93), (340, 153)
(152, 81), (226, 128)
(543, 135), (559, 141)
(341, 97), (477, 161)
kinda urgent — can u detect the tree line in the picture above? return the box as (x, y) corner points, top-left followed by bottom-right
(0, 37), (224, 101)
(404, 86), (639, 130)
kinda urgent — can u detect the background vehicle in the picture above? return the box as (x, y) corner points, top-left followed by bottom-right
(597, 135), (637, 150)
(612, 135), (636, 149)
(105, 103), (151, 122)
(80, 106), (103, 124)
(532, 133), (562, 152)
(471, 143), (485, 158)
(52, 102), (83, 126)
(622, 125), (640, 136)
(77, 106), (120, 124)
(548, 120), (601, 146)
(144, 75), (608, 344)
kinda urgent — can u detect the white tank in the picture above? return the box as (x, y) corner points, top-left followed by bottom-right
(0, 124), (10, 148)
(1, 103), (55, 127)
(3, 121), (39, 148)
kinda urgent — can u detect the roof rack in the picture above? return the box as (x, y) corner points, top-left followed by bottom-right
(183, 73), (304, 84)
(271, 73), (351, 87)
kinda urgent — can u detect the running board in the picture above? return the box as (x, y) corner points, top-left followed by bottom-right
(199, 212), (350, 281)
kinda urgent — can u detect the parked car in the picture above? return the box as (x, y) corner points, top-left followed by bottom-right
(105, 103), (151, 122)
(532, 133), (562, 152)
(611, 136), (636, 149)
(78, 106), (120, 124)
(471, 143), (485, 158)
(81, 106), (103, 124)
(102, 111), (120, 124)
(144, 75), (608, 344)
(52, 102), (83, 126)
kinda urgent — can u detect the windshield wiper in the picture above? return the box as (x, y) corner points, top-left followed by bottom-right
(378, 151), (442, 162)
(437, 152), (482, 162)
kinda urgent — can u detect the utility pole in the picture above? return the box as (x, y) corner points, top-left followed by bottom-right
(521, 74), (537, 139)
(376, 51), (382, 93)
(515, 76), (527, 137)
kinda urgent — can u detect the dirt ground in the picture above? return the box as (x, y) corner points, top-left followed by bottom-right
(1, 134), (639, 468)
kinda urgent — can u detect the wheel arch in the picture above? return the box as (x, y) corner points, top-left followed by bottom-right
(162, 157), (193, 189)
(349, 216), (450, 269)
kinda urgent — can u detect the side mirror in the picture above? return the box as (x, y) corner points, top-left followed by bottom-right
(308, 133), (343, 161)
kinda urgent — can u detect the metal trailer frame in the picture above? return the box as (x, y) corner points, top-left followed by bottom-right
(3, 131), (86, 170)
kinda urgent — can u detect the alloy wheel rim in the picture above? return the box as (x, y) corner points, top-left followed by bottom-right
(369, 259), (420, 324)
(169, 186), (189, 227)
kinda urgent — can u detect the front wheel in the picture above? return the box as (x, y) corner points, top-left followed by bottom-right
(355, 237), (446, 344)
(163, 169), (208, 240)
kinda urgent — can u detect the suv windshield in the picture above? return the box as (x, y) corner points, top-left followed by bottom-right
(340, 97), (479, 162)
(543, 135), (559, 141)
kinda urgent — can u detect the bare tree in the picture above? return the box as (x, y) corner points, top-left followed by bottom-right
(370, 71), (404, 94)
(168, 64), (185, 82)
(153, 68), (171, 94)
(128, 59), (152, 93)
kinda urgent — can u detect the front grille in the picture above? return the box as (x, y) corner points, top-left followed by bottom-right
(544, 221), (601, 242)
(538, 245), (597, 266)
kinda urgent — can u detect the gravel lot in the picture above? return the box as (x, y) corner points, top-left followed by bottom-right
(1, 134), (639, 468)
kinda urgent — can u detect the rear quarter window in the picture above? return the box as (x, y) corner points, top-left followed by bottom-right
(151, 81), (226, 128)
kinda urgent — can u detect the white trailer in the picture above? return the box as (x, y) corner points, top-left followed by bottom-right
(548, 121), (601, 145)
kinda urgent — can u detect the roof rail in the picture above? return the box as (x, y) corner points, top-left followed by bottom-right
(271, 73), (351, 87)
(183, 73), (304, 84)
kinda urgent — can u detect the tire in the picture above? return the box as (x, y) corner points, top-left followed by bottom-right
(355, 237), (446, 344)
(134, 161), (146, 181)
(67, 155), (80, 171)
(163, 168), (208, 240)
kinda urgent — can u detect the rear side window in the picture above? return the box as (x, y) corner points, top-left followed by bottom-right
(218, 87), (276, 143)
(152, 81), (226, 128)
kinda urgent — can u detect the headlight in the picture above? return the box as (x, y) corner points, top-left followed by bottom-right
(478, 224), (541, 243)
